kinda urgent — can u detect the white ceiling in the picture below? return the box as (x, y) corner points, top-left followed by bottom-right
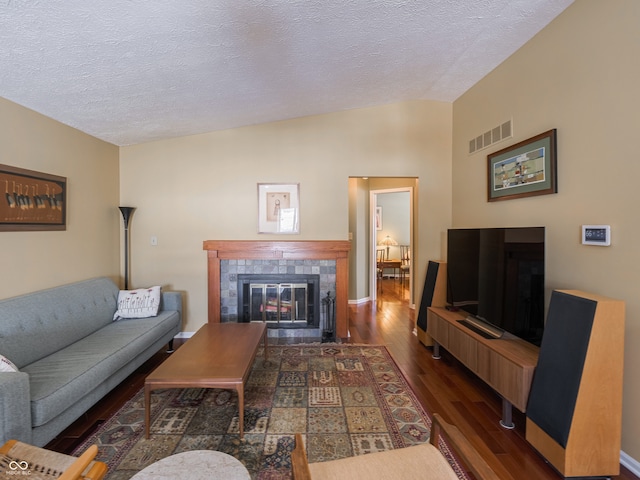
(0, 1), (573, 146)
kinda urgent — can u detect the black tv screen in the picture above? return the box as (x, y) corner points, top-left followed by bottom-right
(447, 227), (545, 346)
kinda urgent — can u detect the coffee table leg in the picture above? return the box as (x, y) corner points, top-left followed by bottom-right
(144, 384), (151, 439)
(237, 383), (244, 439)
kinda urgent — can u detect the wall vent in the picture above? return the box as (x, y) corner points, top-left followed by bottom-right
(468, 119), (513, 155)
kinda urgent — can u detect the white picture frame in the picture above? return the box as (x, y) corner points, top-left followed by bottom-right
(257, 183), (300, 234)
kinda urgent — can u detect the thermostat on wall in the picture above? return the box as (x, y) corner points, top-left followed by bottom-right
(582, 225), (611, 246)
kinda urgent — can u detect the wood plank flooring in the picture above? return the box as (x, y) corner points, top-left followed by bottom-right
(46, 277), (637, 480)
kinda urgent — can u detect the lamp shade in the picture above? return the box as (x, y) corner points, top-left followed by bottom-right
(378, 235), (397, 260)
(119, 206), (135, 229)
(379, 235), (397, 248)
(119, 206), (136, 289)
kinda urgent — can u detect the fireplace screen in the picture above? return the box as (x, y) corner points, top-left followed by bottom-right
(238, 274), (320, 327)
(250, 283), (308, 323)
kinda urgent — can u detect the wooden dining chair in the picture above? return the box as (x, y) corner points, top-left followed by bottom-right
(399, 245), (410, 286)
(376, 249), (385, 292)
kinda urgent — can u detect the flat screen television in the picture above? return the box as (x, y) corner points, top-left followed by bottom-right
(446, 227), (545, 346)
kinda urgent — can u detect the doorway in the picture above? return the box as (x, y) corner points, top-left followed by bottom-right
(347, 177), (416, 306)
(371, 187), (413, 301)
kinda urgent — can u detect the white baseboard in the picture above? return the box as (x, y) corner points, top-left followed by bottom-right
(348, 297), (371, 305)
(174, 331), (195, 339)
(621, 450), (640, 476)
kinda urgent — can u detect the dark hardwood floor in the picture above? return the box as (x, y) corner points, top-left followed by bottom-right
(46, 277), (637, 480)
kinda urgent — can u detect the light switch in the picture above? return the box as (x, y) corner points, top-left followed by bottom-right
(151, 236), (158, 246)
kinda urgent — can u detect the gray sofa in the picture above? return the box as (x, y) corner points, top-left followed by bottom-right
(0, 277), (182, 447)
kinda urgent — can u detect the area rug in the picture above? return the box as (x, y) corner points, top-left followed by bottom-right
(74, 344), (469, 479)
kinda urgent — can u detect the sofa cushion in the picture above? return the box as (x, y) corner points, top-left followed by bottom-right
(307, 443), (460, 480)
(23, 310), (180, 428)
(0, 278), (119, 369)
(0, 354), (18, 372)
(113, 286), (161, 320)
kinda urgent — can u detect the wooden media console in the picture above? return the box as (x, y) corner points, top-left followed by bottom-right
(427, 306), (539, 427)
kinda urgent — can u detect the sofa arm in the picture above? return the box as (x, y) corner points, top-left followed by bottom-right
(0, 372), (32, 445)
(160, 291), (183, 319)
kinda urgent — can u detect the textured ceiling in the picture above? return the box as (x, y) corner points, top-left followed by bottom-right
(0, 1), (573, 146)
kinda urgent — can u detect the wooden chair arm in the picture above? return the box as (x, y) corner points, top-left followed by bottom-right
(430, 413), (500, 480)
(291, 433), (313, 480)
(59, 445), (100, 480)
(82, 460), (108, 480)
(1, 441), (107, 480)
(0, 439), (18, 455)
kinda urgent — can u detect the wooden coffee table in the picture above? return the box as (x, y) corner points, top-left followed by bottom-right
(144, 322), (267, 439)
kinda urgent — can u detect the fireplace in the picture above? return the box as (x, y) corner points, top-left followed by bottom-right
(237, 274), (320, 327)
(203, 240), (351, 338)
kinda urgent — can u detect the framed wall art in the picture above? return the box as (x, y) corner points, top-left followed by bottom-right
(0, 164), (67, 231)
(488, 129), (557, 202)
(257, 183), (300, 234)
(375, 206), (382, 230)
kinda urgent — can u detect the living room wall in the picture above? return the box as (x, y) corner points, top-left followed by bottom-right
(119, 100), (452, 332)
(452, 0), (640, 464)
(0, 97), (120, 299)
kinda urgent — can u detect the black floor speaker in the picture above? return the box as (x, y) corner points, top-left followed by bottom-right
(415, 260), (446, 347)
(526, 290), (624, 478)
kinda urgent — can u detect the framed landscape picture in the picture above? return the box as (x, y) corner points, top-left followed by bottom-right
(488, 129), (557, 202)
(257, 183), (300, 234)
(0, 164), (66, 231)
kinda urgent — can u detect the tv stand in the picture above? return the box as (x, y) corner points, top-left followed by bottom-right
(427, 307), (539, 429)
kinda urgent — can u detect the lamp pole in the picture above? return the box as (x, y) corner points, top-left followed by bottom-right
(119, 207), (135, 290)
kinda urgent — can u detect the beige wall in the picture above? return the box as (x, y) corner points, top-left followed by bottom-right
(0, 98), (120, 298)
(120, 100), (452, 332)
(452, 0), (640, 461)
(348, 177), (369, 300)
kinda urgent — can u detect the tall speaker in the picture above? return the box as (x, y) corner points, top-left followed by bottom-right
(526, 290), (624, 478)
(415, 261), (446, 347)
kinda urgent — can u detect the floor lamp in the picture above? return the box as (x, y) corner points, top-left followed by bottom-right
(119, 206), (136, 290)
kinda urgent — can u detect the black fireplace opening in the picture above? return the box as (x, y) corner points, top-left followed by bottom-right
(237, 274), (320, 328)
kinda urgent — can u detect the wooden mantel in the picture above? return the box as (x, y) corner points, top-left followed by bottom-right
(203, 240), (351, 338)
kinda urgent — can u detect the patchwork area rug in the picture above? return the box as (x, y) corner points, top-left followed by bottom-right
(74, 344), (468, 479)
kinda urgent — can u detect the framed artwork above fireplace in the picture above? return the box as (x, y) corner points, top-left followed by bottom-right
(257, 183), (300, 234)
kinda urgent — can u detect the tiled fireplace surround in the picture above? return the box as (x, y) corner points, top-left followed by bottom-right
(203, 240), (351, 338)
(219, 259), (335, 337)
